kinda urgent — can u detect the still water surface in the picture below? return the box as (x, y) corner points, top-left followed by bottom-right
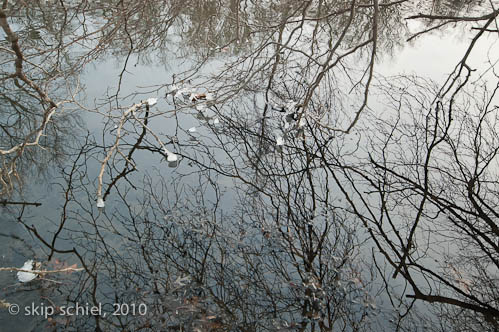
(0, 1), (497, 331)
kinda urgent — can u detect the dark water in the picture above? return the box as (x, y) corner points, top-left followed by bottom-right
(0, 1), (498, 331)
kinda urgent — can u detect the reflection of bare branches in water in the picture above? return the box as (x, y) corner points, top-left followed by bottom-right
(1, 0), (499, 331)
(0, 6), (76, 196)
(21, 141), (375, 331)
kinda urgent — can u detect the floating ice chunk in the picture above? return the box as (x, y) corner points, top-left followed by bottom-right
(17, 260), (37, 283)
(146, 98), (157, 106)
(205, 93), (214, 101)
(167, 154), (178, 162)
(174, 88), (189, 100)
(169, 84), (178, 93)
(276, 136), (284, 146)
(213, 118), (220, 124)
(298, 117), (306, 127)
(188, 127), (197, 133)
(196, 104), (206, 111)
(97, 197), (105, 208)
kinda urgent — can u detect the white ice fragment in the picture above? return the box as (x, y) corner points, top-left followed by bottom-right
(169, 84), (178, 93)
(188, 127), (197, 133)
(96, 197), (105, 208)
(174, 88), (188, 100)
(196, 104), (206, 111)
(213, 118), (220, 124)
(167, 154), (178, 162)
(205, 93), (214, 101)
(276, 136), (284, 146)
(146, 98), (158, 106)
(298, 117), (306, 127)
(17, 260), (37, 283)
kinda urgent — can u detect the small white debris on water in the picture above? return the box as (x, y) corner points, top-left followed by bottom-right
(174, 88), (189, 99)
(96, 197), (105, 208)
(17, 260), (37, 283)
(146, 98), (158, 106)
(169, 84), (178, 93)
(298, 117), (306, 127)
(167, 154), (178, 162)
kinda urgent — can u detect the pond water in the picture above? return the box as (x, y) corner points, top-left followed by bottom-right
(1, 1), (498, 331)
